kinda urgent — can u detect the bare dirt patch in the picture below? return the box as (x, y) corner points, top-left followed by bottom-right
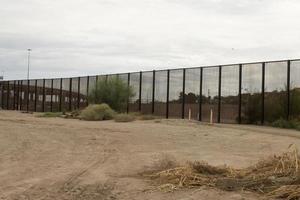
(1, 111), (300, 199)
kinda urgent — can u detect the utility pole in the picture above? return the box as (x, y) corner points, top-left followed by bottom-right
(27, 49), (32, 80)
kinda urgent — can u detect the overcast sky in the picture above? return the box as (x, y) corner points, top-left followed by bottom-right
(1, 0), (300, 80)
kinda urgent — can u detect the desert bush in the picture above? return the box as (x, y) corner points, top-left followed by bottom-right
(114, 113), (135, 122)
(88, 77), (134, 112)
(36, 112), (63, 118)
(79, 104), (115, 121)
(272, 118), (300, 130)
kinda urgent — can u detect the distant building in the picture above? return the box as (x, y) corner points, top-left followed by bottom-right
(0, 76), (3, 80)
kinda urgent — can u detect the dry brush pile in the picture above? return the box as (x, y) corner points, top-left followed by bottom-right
(147, 145), (300, 199)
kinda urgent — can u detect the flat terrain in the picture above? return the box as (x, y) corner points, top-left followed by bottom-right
(1, 111), (300, 200)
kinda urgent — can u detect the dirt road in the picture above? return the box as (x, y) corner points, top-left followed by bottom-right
(1, 111), (300, 200)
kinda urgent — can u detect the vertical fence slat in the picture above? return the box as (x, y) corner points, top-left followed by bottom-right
(152, 70), (155, 114)
(50, 79), (54, 112)
(139, 71), (142, 112)
(42, 79), (45, 112)
(218, 66), (222, 123)
(166, 70), (170, 119)
(59, 78), (63, 112)
(19, 81), (23, 110)
(26, 80), (29, 111)
(287, 60), (291, 120)
(7, 81), (10, 110)
(69, 78), (72, 111)
(34, 80), (37, 112)
(86, 76), (90, 106)
(77, 77), (81, 109)
(261, 62), (265, 124)
(238, 64), (242, 124)
(127, 73), (130, 113)
(199, 68), (203, 121)
(1, 82), (3, 109)
(13, 81), (16, 110)
(16, 81), (20, 110)
(182, 69), (186, 119)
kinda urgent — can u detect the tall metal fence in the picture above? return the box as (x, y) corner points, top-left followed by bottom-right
(1, 59), (300, 124)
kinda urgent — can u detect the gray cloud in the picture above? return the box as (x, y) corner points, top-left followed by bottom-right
(1, 0), (300, 80)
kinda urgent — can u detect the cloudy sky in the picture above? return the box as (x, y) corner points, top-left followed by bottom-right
(1, 0), (300, 80)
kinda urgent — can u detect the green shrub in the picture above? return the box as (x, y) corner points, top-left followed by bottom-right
(88, 77), (134, 112)
(140, 115), (156, 120)
(36, 112), (63, 118)
(114, 113), (135, 122)
(79, 104), (115, 121)
(271, 118), (300, 130)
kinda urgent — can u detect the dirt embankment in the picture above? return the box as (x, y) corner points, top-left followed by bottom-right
(1, 111), (300, 200)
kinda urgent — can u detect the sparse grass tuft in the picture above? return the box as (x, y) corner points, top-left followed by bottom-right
(79, 104), (115, 121)
(114, 113), (136, 122)
(272, 118), (300, 131)
(36, 112), (63, 118)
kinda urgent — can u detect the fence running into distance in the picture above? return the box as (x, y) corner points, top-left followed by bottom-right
(1, 59), (300, 124)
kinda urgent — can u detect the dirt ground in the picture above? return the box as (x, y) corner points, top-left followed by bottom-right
(1, 111), (300, 200)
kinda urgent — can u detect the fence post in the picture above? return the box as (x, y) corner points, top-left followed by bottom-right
(17, 81), (20, 110)
(69, 78), (72, 111)
(182, 69), (186, 119)
(139, 71), (142, 112)
(261, 62), (265, 125)
(127, 73), (130, 113)
(218, 66), (222, 123)
(199, 68), (203, 121)
(50, 79), (54, 112)
(59, 78), (63, 112)
(77, 77), (81, 109)
(287, 60), (291, 120)
(27, 80), (30, 111)
(20, 81), (23, 110)
(86, 76), (90, 106)
(166, 70), (170, 119)
(1, 82), (3, 109)
(34, 80), (37, 112)
(13, 81), (16, 110)
(7, 81), (10, 110)
(152, 70), (155, 114)
(42, 79), (45, 112)
(238, 64), (242, 124)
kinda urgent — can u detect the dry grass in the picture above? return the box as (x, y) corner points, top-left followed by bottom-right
(36, 112), (63, 118)
(114, 114), (136, 122)
(147, 145), (300, 199)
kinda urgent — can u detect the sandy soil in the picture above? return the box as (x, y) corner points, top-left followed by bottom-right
(1, 111), (300, 200)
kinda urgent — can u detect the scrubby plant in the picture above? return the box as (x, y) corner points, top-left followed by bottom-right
(88, 77), (134, 112)
(79, 104), (115, 121)
(114, 113), (136, 122)
(36, 112), (63, 118)
(272, 118), (300, 131)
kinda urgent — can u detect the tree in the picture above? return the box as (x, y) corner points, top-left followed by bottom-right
(88, 77), (134, 112)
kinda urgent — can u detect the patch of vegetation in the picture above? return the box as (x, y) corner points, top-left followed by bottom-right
(140, 115), (156, 120)
(271, 118), (300, 131)
(64, 110), (81, 119)
(88, 77), (134, 112)
(129, 112), (142, 117)
(79, 104), (115, 121)
(114, 113), (136, 122)
(149, 147), (300, 199)
(36, 112), (63, 118)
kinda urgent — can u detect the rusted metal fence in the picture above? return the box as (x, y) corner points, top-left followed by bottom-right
(1, 59), (300, 124)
